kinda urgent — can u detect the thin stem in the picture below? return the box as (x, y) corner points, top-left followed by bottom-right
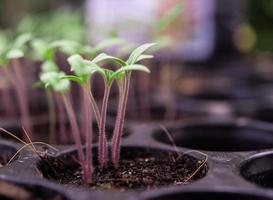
(46, 89), (56, 144)
(111, 74), (130, 167)
(1, 68), (16, 117)
(11, 59), (33, 139)
(62, 94), (86, 173)
(84, 87), (101, 124)
(98, 81), (112, 168)
(55, 93), (68, 144)
(83, 83), (93, 183)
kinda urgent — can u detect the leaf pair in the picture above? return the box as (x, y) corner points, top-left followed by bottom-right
(64, 43), (156, 85)
(40, 71), (70, 93)
(0, 33), (32, 65)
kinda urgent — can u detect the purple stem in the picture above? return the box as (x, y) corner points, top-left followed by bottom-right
(1, 68), (17, 117)
(55, 93), (68, 144)
(11, 59), (33, 139)
(62, 94), (88, 182)
(98, 81), (112, 168)
(111, 75), (130, 167)
(46, 89), (56, 144)
(83, 83), (93, 183)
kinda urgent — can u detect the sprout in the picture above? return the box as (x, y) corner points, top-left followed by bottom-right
(0, 32), (33, 138)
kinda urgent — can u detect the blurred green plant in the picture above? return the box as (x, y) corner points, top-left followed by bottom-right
(16, 9), (85, 43)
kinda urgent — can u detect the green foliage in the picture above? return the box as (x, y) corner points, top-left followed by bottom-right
(0, 32), (32, 65)
(40, 71), (70, 93)
(17, 9), (85, 43)
(126, 43), (156, 65)
(65, 43), (155, 85)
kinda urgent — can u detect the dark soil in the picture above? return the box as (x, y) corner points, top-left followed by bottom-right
(37, 151), (207, 191)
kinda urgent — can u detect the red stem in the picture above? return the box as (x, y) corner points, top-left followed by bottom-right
(55, 93), (68, 144)
(11, 59), (33, 139)
(111, 75), (130, 167)
(83, 83), (93, 183)
(46, 89), (56, 144)
(1, 67), (16, 117)
(62, 94), (88, 181)
(85, 87), (101, 124)
(98, 81), (112, 168)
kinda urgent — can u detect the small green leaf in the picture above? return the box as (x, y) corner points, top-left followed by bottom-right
(41, 60), (58, 73)
(53, 79), (70, 93)
(13, 33), (32, 49)
(31, 39), (54, 60)
(111, 64), (150, 80)
(126, 43), (157, 65)
(61, 75), (84, 85)
(67, 54), (87, 76)
(40, 71), (59, 86)
(6, 49), (24, 59)
(136, 54), (154, 62)
(50, 39), (83, 55)
(92, 53), (126, 66)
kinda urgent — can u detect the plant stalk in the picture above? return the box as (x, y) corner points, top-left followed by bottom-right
(62, 93), (88, 181)
(83, 83), (93, 183)
(46, 89), (56, 144)
(11, 59), (33, 139)
(1, 67), (16, 117)
(98, 81), (112, 168)
(111, 74), (130, 167)
(55, 93), (68, 144)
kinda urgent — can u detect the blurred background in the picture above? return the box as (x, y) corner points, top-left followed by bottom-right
(0, 0), (273, 143)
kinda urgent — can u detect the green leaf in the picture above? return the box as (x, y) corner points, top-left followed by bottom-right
(136, 54), (154, 62)
(40, 71), (59, 86)
(13, 33), (32, 49)
(53, 79), (70, 93)
(31, 39), (54, 60)
(92, 53), (126, 66)
(61, 75), (85, 85)
(6, 49), (24, 59)
(67, 54), (86, 76)
(94, 37), (125, 52)
(41, 60), (58, 73)
(111, 64), (150, 80)
(50, 39), (83, 55)
(126, 43), (157, 65)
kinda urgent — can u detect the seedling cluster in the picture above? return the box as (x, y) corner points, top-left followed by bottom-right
(40, 42), (155, 183)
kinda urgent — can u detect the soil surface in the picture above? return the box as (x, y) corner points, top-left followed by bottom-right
(38, 151), (207, 191)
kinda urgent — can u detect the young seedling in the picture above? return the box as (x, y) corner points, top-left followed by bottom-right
(66, 43), (155, 168)
(65, 54), (118, 168)
(39, 70), (92, 182)
(0, 33), (33, 139)
(108, 43), (156, 167)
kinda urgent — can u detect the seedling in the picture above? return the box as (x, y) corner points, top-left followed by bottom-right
(39, 70), (93, 182)
(109, 43), (156, 167)
(0, 32), (33, 139)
